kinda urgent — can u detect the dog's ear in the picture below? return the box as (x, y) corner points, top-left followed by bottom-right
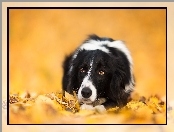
(67, 65), (79, 94)
(107, 68), (130, 107)
(62, 55), (78, 94)
(62, 55), (79, 94)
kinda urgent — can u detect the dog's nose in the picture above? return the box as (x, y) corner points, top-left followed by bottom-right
(81, 87), (92, 98)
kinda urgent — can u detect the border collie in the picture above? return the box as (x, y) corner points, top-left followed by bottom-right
(62, 34), (135, 111)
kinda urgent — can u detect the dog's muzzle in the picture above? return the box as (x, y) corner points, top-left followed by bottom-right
(78, 78), (97, 104)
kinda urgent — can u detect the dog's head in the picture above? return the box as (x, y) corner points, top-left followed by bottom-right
(63, 35), (134, 107)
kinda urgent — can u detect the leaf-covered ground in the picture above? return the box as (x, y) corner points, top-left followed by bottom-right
(9, 92), (166, 124)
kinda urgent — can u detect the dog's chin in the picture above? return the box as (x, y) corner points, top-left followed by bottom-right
(79, 98), (107, 106)
(79, 98), (93, 105)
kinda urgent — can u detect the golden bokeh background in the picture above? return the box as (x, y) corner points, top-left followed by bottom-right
(9, 9), (166, 98)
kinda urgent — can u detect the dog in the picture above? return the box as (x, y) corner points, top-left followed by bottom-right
(62, 34), (135, 111)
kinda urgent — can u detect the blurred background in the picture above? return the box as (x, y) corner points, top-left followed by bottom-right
(9, 9), (166, 98)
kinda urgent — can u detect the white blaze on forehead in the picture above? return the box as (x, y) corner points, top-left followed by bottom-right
(88, 58), (93, 74)
(79, 59), (94, 89)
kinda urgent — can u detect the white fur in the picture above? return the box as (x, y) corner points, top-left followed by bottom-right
(71, 40), (109, 61)
(80, 104), (106, 113)
(80, 104), (95, 110)
(78, 77), (97, 103)
(79, 40), (110, 53)
(125, 82), (134, 93)
(94, 105), (106, 113)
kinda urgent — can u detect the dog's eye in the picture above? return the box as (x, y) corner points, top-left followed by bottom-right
(98, 70), (105, 75)
(80, 68), (86, 73)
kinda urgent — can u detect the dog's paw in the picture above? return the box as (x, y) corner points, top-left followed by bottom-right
(94, 105), (106, 113)
(80, 104), (106, 113)
(80, 104), (95, 110)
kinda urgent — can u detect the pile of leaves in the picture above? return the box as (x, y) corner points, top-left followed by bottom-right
(9, 91), (166, 124)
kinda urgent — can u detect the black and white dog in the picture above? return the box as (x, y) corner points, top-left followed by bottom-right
(62, 34), (135, 111)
